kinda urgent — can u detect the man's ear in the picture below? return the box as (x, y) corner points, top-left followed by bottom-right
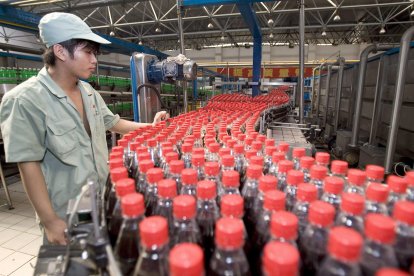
(52, 44), (67, 62)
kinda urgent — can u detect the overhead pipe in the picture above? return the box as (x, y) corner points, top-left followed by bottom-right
(333, 57), (345, 132)
(298, 0), (305, 123)
(385, 26), (414, 173)
(177, 0), (188, 112)
(315, 62), (327, 119)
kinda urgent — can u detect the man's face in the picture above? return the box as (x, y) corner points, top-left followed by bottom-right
(66, 44), (98, 79)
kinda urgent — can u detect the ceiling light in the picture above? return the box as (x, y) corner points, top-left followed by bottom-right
(321, 30), (327, 36)
(333, 13), (341, 21)
(267, 18), (274, 26)
(269, 33), (274, 38)
(155, 27), (161, 33)
(138, 40), (143, 45)
(109, 31), (115, 37)
(379, 26), (386, 34)
(207, 23), (214, 29)
(410, 7), (414, 17)
(220, 35), (225, 41)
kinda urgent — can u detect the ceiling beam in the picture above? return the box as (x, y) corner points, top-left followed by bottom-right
(36, 0), (148, 13)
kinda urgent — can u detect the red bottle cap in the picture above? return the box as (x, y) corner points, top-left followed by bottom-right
(138, 159), (154, 174)
(227, 139), (237, 149)
(165, 152), (178, 163)
(259, 175), (277, 192)
(245, 149), (257, 159)
(170, 243), (204, 276)
(315, 152), (330, 165)
(262, 242), (299, 276)
(264, 190), (286, 212)
(109, 158), (124, 170)
(265, 139), (275, 147)
(121, 193), (144, 217)
(209, 142), (220, 153)
(347, 169), (367, 186)
(324, 176), (344, 195)
(238, 133), (246, 142)
(387, 175), (408, 194)
(192, 154), (205, 166)
(297, 183), (318, 202)
(215, 217), (244, 249)
(393, 200), (414, 226)
(136, 146), (148, 155)
(249, 156), (264, 167)
(340, 192), (365, 215)
(158, 179), (177, 198)
(111, 146), (124, 154)
(205, 139), (215, 148)
(292, 148), (306, 158)
(365, 213), (395, 244)
(246, 165), (262, 179)
(139, 216), (168, 247)
(173, 195), (196, 219)
(310, 165), (328, 179)
(328, 227), (363, 262)
(406, 171), (414, 187)
(278, 142), (289, 153)
(192, 148), (205, 155)
(129, 142), (140, 152)
(181, 143), (192, 153)
(270, 211), (298, 240)
(222, 155), (235, 167)
(287, 170), (304, 186)
(265, 146), (277, 157)
(366, 165), (385, 181)
(162, 146), (174, 156)
(278, 160), (294, 174)
(331, 160), (348, 175)
(252, 141), (263, 151)
(222, 170), (240, 187)
(376, 268), (410, 276)
(233, 144), (244, 154)
(221, 194), (244, 218)
(110, 167), (128, 183)
(366, 183), (389, 203)
(245, 137), (254, 146)
(169, 160), (184, 174)
(115, 178), (135, 197)
(109, 152), (123, 160)
(205, 162), (220, 176)
(147, 138), (157, 147)
(300, 156), (315, 169)
(308, 200), (335, 227)
(219, 148), (231, 158)
(197, 180), (217, 199)
(146, 168), (163, 184)
(257, 134), (266, 143)
(137, 152), (151, 162)
(182, 168), (198, 185)
(249, 132), (258, 140)
(117, 139), (128, 147)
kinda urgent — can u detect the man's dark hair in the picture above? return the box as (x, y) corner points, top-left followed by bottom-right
(43, 39), (100, 67)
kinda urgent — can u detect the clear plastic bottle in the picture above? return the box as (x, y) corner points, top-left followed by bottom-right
(299, 156), (314, 183)
(315, 152), (330, 168)
(262, 241), (299, 276)
(171, 195), (202, 246)
(133, 216), (169, 276)
(106, 167), (128, 223)
(153, 179), (177, 233)
(360, 213), (398, 275)
(310, 165), (329, 199)
(268, 151), (286, 177)
(169, 243), (204, 276)
(162, 151), (178, 177)
(263, 146), (277, 174)
(205, 161), (221, 188)
(159, 146), (174, 173)
(393, 200), (414, 271)
(136, 160), (154, 194)
(181, 143), (193, 168)
(265, 138), (275, 148)
(207, 142), (221, 162)
(221, 154), (235, 177)
(220, 170), (241, 201)
(108, 178), (136, 246)
(321, 176), (344, 214)
(277, 160), (294, 192)
(181, 168), (198, 196)
(345, 169), (367, 195)
(144, 168), (163, 216)
(219, 147), (231, 162)
(335, 192), (365, 234)
(301, 200), (335, 275)
(292, 147), (306, 170)
(209, 217), (250, 276)
(366, 165), (385, 187)
(270, 211), (298, 247)
(330, 160), (348, 181)
(365, 182), (389, 215)
(249, 155), (264, 167)
(114, 193), (145, 276)
(244, 137), (254, 151)
(387, 175), (408, 216)
(317, 227), (363, 276)
(293, 183), (318, 235)
(277, 142), (290, 159)
(168, 160), (184, 194)
(146, 138), (160, 167)
(192, 154), (206, 181)
(284, 170), (304, 211)
(251, 141), (264, 156)
(406, 171), (414, 202)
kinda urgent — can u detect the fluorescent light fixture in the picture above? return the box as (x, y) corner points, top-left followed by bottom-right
(327, 0), (337, 7)
(411, 7), (414, 16)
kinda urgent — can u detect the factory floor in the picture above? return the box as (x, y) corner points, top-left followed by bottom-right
(0, 179), (41, 276)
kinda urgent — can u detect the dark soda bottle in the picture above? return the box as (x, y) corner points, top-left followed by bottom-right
(163, 151), (178, 177)
(144, 168), (163, 216)
(136, 159), (154, 194)
(192, 154), (206, 181)
(292, 183), (318, 235)
(393, 200), (414, 271)
(375, 268), (410, 276)
(321, 176), (344, 215)
(146, 138), (160, 167)
(277, 160), (294, 191)
(386, 175), (408, 216)
(317, 227), (363, 276)
(167, 160), (184, 193)
(250, 175), (277, 228)
(269, 211), (298, 247)
(309, 165), (328, 199)
(114, 193), (145, 276)
(205, 161), (221, 187)
(335, 192), (365, 234)
(181, 143), (193, 168)
(233, 144), (247, 181)
(263, 145), (277, 174)
(181, 168), (198, 196)
(171, 195), (201, 246)
(133, 216), (169, 276)
(365, 182), (389, 215)
(153, 179), (177, 233)
(262, 241), (299, 276)
(209, 217), (250, 276)
(105, 157), (123, 201)
(105, 167), (128, 224)
(284, 170), (304, 211)
(169, 243), (204, 276)
(219, 170), (241, 201)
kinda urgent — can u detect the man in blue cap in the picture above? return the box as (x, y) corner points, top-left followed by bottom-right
(0, 12), (167, 244)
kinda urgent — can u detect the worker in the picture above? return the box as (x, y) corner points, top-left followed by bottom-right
(0, 12), (167, 245)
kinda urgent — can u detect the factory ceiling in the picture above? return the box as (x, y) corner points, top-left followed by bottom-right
(4, 0), (414, 51)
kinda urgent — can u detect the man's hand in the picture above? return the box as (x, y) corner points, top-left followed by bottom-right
(152, 111), (169, 126)
(43, 216), (68, 245)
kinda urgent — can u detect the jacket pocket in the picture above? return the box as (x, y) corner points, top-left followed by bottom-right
(46, 119), (78, 156)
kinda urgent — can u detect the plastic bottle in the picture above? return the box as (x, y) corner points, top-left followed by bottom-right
(136, 160), (154, 194)
(105, 158), (124, 202)
(277, 160), (294, 192)
(153, 179), (177, 233)
(192, 154), (206, 181)
(375, 268), (410, 276)
(365, 182), (389, 215)
(277, 142), (289, 159)
(146, 138), (160, 167)
(262, 241), (300, 276)
(335, 192), (365, 234)
(301, 200), (335, 275)
(345, 169), (367, 195)
(393, 200), (414, 271)
(299, 156), (315, 183)
(117, 138), (129, 167)
(144, 168), (163, 216)
(310, 165), (329, 198)
(406, 171), (414, 202)
(366, 165), (385, 187)
(209, 217), (250, 276)
(181, 143), (193, 168)
(168, 160), (184, 193)
(220, 170), (241, 201)
(292, 147), (306, 170)
(207, 142), (221, 162)
(181, 168), (198, 196)
(292, 183), (318, 235)
(241, 164), (262, 231)
(321, 176), (344, 214)
(330, 160), (348, 181)
(360, 213), (398, 275)
(317, 227), (363, 276)
(171, 195), (202, 246)
(250, 175), (277, 229)
(315, 152), (330, 168)
(270, 211), (298, 247)
(133, 216), (169, 276)
(284, 170), (304, 211)
(251, 141), (264, 156)
(268, 151), (286, 177)
(221, 154), (235, 176)
(105, 167), (128, 223)
(169, 243), (204, 276)
(114, 193), (145, 276)
(387, 175), (408, 216)
(263, 146), (277, 174)
(162, 151), (178, 177)
(205, 161), (221, 188)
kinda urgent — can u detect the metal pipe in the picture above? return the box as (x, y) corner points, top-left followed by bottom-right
(323, 65), (332, 127)
(298, 0), (305, 123)
(333, 57), (345, 132)
(369, 55), (388, 145)
(177, 0), (185, 55)
(385, 26), (414, 173)
(316, 62), (327, 119)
